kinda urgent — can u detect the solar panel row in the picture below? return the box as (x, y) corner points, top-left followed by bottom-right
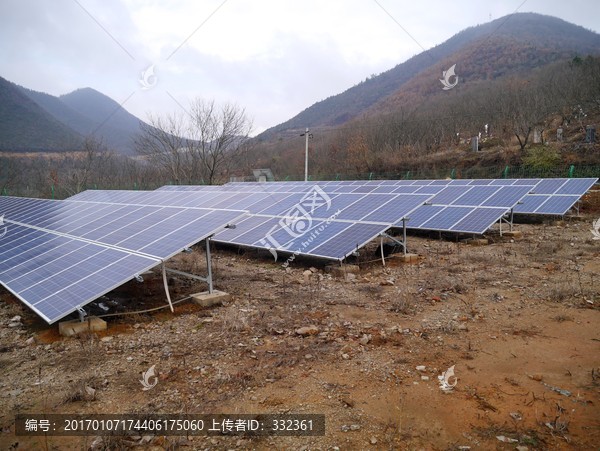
(66, 190), (433, 260)
(215, 177), (597, 215)
(0, 196), (246, 324)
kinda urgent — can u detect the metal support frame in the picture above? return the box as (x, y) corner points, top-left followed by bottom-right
(77, 307), (87, 323)
(498, 208), (514, 236)
(378, 219), (409, 266)
(160, 237), (215, 312)
(161, 262), (174, 312)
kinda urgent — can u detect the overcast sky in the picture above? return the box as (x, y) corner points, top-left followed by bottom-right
(1, 0), (599, 134)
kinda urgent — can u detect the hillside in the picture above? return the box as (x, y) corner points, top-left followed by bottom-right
(0, 77), (82, 152)
(58, 88), (144, 155)
(1, 80), (148, 155)
(258, 13), (600, 140)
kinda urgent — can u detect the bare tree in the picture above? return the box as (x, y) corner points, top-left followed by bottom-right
(61, 137), (113, 196)
(134, 113), (193, 184)
(135, 99), (253, 185)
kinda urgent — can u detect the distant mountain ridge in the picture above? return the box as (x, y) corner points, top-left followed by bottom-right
(0, 78), (147, 155)
(0, 77), (83, 152)
(258, 13), (600, 139)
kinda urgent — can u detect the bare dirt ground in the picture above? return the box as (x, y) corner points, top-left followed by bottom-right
(0, 212), (599, 450)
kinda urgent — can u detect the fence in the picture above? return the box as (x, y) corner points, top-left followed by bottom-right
(1, 163), (599, 199)
(279, 163), (600, 182)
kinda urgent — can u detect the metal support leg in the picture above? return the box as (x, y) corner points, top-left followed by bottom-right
(509, 208), (514, 232)
(380, 235), (386, 267)
(402, 218), (407, 256)
(162, 262), (174, 312)
(205, 237), (214, 294)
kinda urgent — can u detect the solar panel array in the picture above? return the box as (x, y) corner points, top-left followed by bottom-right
(157, 181), (531, 234)
(218, 177), (597, 216)
(68, 189), (432, 260)
(2, 177), (594, 323)
(0, 197), (245, 324)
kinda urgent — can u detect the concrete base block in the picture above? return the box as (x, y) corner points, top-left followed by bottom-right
(502, 231), (523, 239)
(395, 253), (419, 263)
(325, 265), (360, 278)
(59, 317), (107, 337)
(191, 290), (230, 308)
(461, 238), (489, 246)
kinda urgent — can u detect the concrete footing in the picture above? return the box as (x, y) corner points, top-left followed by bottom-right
(461, 238), (489, 246)
(59, 317), (107, 337)
(395, 253), (419, 263)
(325, 265), (360, 278)
(502, 231), (523, 239)
(191, 290), (230, 308)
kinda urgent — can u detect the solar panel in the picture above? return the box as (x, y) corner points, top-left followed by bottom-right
(0, 221), (159, 324)
(515, 178), (597, 214)
(0, 196), (245, 324)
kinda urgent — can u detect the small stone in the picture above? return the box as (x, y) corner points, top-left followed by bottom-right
(370, 436), (378, 445)
(295, 326), (319, 336)
(341, 396), (355, 408)
(25, 337), (36, 345)
(85, 386), (96, 398)
(350, 424), (360, 431)
(421, 375), (430, 381)
(126, 356), (133, 362)
(341, 353), (350, 360)
(380, 279), (394, 286)
(9, 315), (22, 323)
(458, 323), (468, 330)
(359, 334), (371, 346)
(528, 374), (543, 381)
(303, 270), (312, 283)
(100, 336), (113, 342)
(304, 354), (313, 360)
(415, 365), (426, 372)
(341, 425), (350, 432)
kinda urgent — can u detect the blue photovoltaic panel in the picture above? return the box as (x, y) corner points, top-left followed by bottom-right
(0, 222), (158, 324)
(452, 186), (498, 206)
(221, 217), (282, 246)
(428, 186), (471, 205)
(361, 194), (430, 223)
(555, 178), (597, 195)
(419, 206), (474, 231)
(334, 194), (396, 221)
(451, 208), (508, 234)
(480, 186), (531, 208)
(514, 178), (596, 214)
(512, 195), (550, 213)
(533, 195), (580, 215)
(212, 215), (272, 242)
(309, 223), (388, 259)
(0, 196), (245, 324)
(532, 178), (568, 194)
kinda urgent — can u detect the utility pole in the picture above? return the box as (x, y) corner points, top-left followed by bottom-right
(300, 128), (312, 181)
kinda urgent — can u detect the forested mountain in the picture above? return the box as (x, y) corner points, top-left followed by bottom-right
(0, 79), (147, 155)
(0, 77), (83, 151)
(258, 13), (600, 139)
